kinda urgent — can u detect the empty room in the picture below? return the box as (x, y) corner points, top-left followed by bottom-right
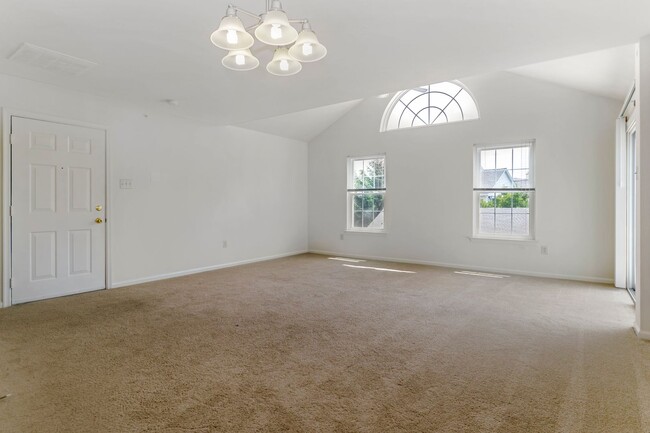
(1, 1), (650, 432)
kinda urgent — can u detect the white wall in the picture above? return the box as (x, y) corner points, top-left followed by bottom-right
(636, 35), (650, 338)
(308, 72), (620, 282)
(0, 73), (308, 303)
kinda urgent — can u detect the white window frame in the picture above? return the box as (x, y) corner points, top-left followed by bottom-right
(472, 140), (536, 241)
(346, 155), (387, 233)
(379, 80), (480, 132)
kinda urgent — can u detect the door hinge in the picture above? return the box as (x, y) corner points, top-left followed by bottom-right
(9, 133), (15, 145)
(8, 278), (12, 289)
(9, 205), (13, 217)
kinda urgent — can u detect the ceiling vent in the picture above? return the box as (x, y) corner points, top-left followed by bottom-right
(8, 43), (97, 76)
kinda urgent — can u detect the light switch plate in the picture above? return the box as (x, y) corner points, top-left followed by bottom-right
(119, 179), (133, 189)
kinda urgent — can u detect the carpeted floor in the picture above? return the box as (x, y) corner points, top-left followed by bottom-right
(0, 253), (648, 432)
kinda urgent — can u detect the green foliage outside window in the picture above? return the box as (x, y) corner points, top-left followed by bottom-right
(480, 192), (529, 208)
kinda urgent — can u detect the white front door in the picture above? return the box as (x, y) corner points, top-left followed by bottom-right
(11, 117), (106, 304)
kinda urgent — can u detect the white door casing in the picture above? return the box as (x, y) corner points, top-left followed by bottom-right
(11, 116), (106, 304)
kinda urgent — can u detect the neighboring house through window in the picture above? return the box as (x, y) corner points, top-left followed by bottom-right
(381, 81), (479, 132)
(347, 156), (386, 231)
(473, 141), (535, 239)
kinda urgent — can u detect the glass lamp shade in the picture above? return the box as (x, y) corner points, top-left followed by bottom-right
(211, 16), (254, 50)
(267, 47), (302, 76)
(222, 49), (259, 71)
(254, 10), (298, 46)
(288, 29), (327, 62)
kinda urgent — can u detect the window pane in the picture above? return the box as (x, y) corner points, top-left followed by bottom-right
(399, 110), (415, 129)
(512, 147), (529, 170)
(479, 146), (534, 189)
(383, 81), (479, 132)
(354, 211), (362, 227)
(408, 94), (429, 119)
(480, 149), (496, 170)
(443, 101), (463, 122)
(496, 148), (512, 171)
(477, 192), (530, 236)
(353, 160), (364, 187)
(352, 192), (385, 229)
(353, 194), (363, 212)
(455, 90), (479, 119)
(511, 169), (529, 187)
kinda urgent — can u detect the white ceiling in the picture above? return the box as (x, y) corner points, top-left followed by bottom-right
(237, 99), (361, 142)
(0, 0), (649, 125)
(511, 44), (636, 101)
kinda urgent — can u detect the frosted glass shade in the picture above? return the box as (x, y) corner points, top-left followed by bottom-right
(254, 10), (298, 46)
(288, 29), (327, 62)
(222, 49), (259, 71)
(211, 16), (254, 50)
(267, 47), (301, 76)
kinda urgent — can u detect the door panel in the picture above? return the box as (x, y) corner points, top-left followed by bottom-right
(69, 167), (92, 212)
(11, 117), (106, 304)
(30, 164), (57, 212)
(69, 230), (92, 275)
(31, 231), (57, 280)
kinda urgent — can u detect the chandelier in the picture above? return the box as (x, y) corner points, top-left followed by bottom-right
(211, 1), (327, 76)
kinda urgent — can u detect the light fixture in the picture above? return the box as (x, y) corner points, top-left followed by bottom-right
(267, 47), (301, 76)
(288, 22), (327, 62)
(211, 1), (326, 76)
(254, 2), (298, 46)
(222, 49), (259, 71)
(210, 7), (254, 50)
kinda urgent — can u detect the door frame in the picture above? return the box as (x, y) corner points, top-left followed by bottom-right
(1, 108), (111, 307)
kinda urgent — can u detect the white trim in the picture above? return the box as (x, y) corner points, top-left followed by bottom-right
(344, 230), (387, 235)
(1, 108), (110, 307)
(110, 250), (308, 289)
(308, 249), (615, 284)
(615, 116), (628, 288)
(346, 154), (387, 232)
(633, 325), (650, 340)
(467, 236), (538, 244)
(2, 109), (10, 307)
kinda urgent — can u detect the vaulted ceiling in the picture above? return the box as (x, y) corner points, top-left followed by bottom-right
(0, 0), (648, 125)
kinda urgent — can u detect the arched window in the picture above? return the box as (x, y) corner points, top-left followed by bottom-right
(380, 81), (479, 132)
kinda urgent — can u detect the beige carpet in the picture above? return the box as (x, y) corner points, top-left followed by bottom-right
(0, 253), (648, 433)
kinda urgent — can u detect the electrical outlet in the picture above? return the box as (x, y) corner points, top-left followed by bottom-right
(541, 246), (549, 255)
(119, 179), (133, 189)
(340, 234), (344, 240)
(222, 240), (228, 248)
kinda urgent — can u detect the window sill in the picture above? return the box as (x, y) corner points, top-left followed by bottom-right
(345, 229), (387, 235)
(468, 236), (537, 245)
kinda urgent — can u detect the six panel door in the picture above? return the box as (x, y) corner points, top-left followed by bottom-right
(11, 117), (106, 304)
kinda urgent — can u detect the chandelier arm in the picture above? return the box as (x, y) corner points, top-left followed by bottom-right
(245, 23), (262, 31)
(230, 5), (263, 21)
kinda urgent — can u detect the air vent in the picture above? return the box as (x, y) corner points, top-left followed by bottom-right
(8, 43), (97, 76)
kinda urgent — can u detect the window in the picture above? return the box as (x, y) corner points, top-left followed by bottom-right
(347, 156), (386, 231)
(473, 141), (535, 240)
(381, 81), (479, 132)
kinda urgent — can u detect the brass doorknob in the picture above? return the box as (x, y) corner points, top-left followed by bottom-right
(96, 205), (103, 211)
(95, 218), (103, 224)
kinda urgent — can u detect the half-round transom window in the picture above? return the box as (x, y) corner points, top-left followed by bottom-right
(381, 81), (479, 132)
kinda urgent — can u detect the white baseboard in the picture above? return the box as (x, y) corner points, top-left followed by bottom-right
(308, 249), (615, 285)
(634, 326), (650, 341)
(111, 250), (308, 289)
